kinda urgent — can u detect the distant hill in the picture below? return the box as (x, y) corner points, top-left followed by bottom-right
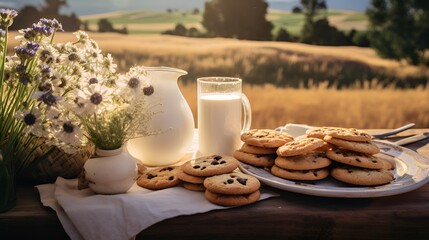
(80, 9), (367, 35)
(5, 0), (369, 16)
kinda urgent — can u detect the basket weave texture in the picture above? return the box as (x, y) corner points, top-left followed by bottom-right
(21, 142), (95, 184)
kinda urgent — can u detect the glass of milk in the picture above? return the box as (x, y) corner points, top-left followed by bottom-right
(197, 77), (252, 156)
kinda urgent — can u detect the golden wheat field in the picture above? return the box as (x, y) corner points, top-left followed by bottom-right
(180, 82), (429, 129)
(8, 32), (429, 129)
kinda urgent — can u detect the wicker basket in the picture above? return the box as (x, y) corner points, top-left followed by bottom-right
(20, 141), (95, 184)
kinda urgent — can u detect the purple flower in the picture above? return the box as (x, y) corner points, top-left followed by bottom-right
(15, 42), (39, 60)
(38, 91), (58, 106)
(0, 9), (18, 27)
(0, 9), (17, 19)
(32, 23), (54, 36)
(19, 72), (32, 85)
(40, 18), (63, 32)
(40, 66), (52, 77)
(15, 64), (26, 73)
(22, 28), (37, 40)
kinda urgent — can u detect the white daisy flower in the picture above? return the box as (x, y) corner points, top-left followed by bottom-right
(38, 43), (59, 65)
(54, 118), (83, 146)
(15, 109), (45, 137)
(117, 68), (151, 99)
(79, 72), (107, 87)
(74, 84), (113, 115)
(59, 51), (84, 66)
(32, 90), (61, 107)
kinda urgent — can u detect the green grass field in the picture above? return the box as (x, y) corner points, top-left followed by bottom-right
(80, 9), (368, 35)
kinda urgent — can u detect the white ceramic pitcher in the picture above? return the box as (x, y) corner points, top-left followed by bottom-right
(126, 67), (195, 166)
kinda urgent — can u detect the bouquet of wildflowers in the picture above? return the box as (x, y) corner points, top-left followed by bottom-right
(1, 9), (155, 185)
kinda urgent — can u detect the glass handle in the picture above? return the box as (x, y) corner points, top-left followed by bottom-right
(241, 93), (252, 134)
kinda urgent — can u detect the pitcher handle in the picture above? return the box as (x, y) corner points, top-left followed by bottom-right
(241, 93), (252, 134)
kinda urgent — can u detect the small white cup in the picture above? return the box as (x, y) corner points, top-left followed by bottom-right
(197, 77), (252, 156)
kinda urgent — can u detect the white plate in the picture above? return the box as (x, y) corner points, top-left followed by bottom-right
(239, 141), (429, 198)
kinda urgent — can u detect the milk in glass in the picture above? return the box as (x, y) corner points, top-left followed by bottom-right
(198, 94), (242, 155)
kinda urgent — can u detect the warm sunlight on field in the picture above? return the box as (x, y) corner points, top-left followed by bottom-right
(180, 83), (429, 129)
(7, 32), (429, 128)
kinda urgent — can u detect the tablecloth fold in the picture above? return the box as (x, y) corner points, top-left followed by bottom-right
(37, 177), (277, 240)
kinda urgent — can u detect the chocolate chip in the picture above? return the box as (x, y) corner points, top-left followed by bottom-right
(147, 173), (157, 179)
(193, 165), (200, 169)
(227, 179), (234, 184)
(355, 158), (361, 162)
(161, 167), (174, 172)
(372, 160), (378, 163)
(313, 172), (318, 177)
(220, 160), (226, 164)
(213, 155), (222, 160)
(211, 160), (219, 165)
(256, 155), (262, 158)
(237, 177), (247, 185)
(200, 166), (206, 170)
(168, 176), (174, 181)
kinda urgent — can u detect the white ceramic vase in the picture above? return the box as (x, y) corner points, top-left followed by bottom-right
(126, 67), (195, 166)
(84, 147), (137, 194)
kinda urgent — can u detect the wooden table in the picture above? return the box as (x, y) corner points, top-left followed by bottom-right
(1, 129), (429, 240)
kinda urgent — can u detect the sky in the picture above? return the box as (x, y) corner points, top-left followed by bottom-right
(1, 0), (371, 16)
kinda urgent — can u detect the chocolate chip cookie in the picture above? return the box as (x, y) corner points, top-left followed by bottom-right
(326, 149), (383, 169)
(331, 165), (394, 186)
(276, 137), (325, 157)
(274, 151), (332, 170)
(324, 135), (380, 155)
(203, 172), (261, 195)
(233, 149), (276, 167)
(137, 166), (181, 190)
(182, 155), (239, 177)
(241, 129), (293, 148)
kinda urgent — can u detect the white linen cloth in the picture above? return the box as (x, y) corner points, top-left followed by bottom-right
(35, 129), (279, 240)
(36, 178), (276, 240)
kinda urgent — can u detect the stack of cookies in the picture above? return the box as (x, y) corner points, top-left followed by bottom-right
(181, 154), (262, 206)
(203, 171), (261, 207)
(136, 154), (262, 206)
(233, 129), (294, 168)
(178, 155), (239, 192)
(271, 137), (332, 181)
(307, 127), (395, 186)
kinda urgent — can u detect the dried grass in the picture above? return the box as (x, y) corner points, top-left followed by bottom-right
(7, 32), (429, 128)
(180, 82), (429, 129)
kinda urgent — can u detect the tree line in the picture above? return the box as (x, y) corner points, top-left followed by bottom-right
(164, 0), (429, 66)
(9, 0), (128, 34)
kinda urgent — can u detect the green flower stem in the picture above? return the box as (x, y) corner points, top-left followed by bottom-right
(0, 28), (8, 84)
(0, 84), (25, 136)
